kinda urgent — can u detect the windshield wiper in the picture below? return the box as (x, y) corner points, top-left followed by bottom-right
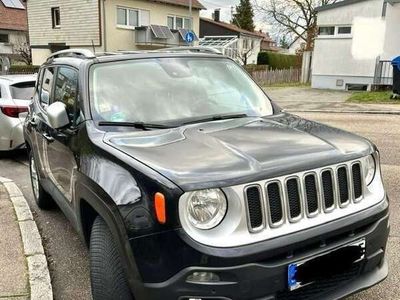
(98, 121), (172, 130)
(181, 113), (250, 126)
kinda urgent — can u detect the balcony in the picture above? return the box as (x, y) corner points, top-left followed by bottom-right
(135, 25), (198, 47)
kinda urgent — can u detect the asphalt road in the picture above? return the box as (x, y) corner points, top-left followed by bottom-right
(0, 112), (398, 300)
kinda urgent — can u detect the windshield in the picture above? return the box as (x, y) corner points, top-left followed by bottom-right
(10, 81), (36, 100)
(90, 57), (273, 125)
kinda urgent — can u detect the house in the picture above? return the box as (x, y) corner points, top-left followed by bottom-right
(199, 10), (263, 64)
(27, 0), (205, 65)
(287, 35), (306, 55)
(0, 0), (28, 61)
(259, 31), (279, 52)
(312, 0), (400, 90)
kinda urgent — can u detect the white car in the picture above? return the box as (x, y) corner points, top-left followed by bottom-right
(0, 75), (37, 151)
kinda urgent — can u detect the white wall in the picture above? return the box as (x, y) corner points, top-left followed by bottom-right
(382, 3), (400, 60)
(288, 37), (305, 55)
(312, 0), (387, 90)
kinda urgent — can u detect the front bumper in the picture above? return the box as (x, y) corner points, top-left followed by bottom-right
(131, 198), (389, 300)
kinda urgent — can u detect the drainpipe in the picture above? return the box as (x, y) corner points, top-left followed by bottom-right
(103, 0), (107, 51)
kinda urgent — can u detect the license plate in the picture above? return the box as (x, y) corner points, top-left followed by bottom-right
(287, 239), (366, 291)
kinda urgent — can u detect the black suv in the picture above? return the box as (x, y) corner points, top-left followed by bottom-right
(24, 48), (389, 300)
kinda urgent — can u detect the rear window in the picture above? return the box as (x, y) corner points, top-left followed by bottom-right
(10, 81), (36, 100)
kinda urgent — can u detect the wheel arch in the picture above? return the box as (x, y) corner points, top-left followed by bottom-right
(74, 174), (147, 299)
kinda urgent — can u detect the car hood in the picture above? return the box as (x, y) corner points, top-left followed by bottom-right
(103, 113), (374, 190)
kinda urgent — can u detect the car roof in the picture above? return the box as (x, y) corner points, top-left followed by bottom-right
(0, 74), (37, 85)
(43, 48), (228, 69)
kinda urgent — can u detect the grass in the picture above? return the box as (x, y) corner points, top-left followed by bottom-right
(347, 91), (400, 104)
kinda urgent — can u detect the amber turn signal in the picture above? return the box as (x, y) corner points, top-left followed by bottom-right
(154, 192), (166, 224)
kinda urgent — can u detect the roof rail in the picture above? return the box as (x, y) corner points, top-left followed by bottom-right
(47, 49), (96, 61)
(160, 46), (223, 55)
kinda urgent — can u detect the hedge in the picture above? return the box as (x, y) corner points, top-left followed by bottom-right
(8, 65), (40, 74)
(257, 52), (301, 70)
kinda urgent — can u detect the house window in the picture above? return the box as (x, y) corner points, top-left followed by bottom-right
(318, 26), (334, 36)
(338, 26), (352, 35)
(0, 34), (9, 43)
(167, 15), (192, 29)
(117, 7), (150, 28)
(51, 7), (60, 29)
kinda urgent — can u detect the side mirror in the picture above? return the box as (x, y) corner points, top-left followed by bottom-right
(47, 102), (70, 129)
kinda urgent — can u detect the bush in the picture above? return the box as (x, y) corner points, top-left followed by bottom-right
(257, 52), (301, 70)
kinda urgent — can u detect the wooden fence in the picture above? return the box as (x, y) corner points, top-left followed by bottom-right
(249, 68), (301, 86)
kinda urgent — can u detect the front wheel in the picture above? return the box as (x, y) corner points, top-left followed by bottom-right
(90, 216), (134, 300)
(29, 151), (54, 209)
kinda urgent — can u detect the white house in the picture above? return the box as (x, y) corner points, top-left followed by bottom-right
(312, 0), (400, 90)
(287, 35), (306, 55)
(199, 10), (263, 65)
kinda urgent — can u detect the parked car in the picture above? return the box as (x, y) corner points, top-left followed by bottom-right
(0, 75), (37, 151)
(24, 48), (389, 300)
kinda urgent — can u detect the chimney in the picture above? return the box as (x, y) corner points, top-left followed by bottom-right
(214, 9), (221, 22)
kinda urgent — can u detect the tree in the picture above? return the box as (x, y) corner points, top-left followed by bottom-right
(232, 0), (255, 32)
(279, 34), (290, 48)
(256, 0), (339, 51)
(12, 34), (32, 65)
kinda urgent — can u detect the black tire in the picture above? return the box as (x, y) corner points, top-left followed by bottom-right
(90, 216), (134, 300)
(29, 151), (54, 209)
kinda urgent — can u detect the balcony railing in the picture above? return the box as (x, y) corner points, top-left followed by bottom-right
(135, 25), (198, 47)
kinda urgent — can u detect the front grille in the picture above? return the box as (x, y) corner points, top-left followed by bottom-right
(245, 159), (365, 232)
(321, 170), (334, 209)
(245, 186), (263, 230)
(337, 166), (350, 205)
(305, 174), (318, 215)
(352, 163), (362, 200)
(287, 178), (301, 219)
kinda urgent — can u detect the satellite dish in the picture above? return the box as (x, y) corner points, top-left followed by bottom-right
(0, 56), (11, 74)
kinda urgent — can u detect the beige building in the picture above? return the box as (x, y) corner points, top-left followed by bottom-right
(27, 0), (205, 65)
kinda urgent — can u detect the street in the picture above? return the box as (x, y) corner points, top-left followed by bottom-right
(0, 112), (398, 300)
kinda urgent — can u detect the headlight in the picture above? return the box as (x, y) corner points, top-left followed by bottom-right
(364, 155), (376, 185)
(186, 189), (227, 230)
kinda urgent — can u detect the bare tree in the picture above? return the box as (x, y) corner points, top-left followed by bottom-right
(255, 0), (339, 51)
(12, 34), (32, 65)
(236, 40), (257, 65)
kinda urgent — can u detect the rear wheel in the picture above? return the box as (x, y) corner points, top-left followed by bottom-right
(29, 151), (54, 209)
(90, 216), (134, 300)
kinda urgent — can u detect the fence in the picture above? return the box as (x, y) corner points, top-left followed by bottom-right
(374, 60), (393, 86)
(249, 68), (301, 86)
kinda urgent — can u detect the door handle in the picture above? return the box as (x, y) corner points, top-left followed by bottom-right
(43, 133), (54, 143)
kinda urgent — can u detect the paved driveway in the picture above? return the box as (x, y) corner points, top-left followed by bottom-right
(266, 87), (400, 113)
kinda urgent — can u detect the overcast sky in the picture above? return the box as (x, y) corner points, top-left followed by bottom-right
(199, 0), (272, 32)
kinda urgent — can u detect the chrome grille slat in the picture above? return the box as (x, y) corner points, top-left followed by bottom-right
(245, 159), (366, 233)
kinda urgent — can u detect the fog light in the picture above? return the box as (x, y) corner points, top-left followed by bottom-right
(186, 271), (220, 283)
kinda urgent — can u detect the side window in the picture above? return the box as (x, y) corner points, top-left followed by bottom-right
(53, 67), (78, 122)
(40, 67), (55, 109)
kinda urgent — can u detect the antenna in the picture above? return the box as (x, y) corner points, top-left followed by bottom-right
(91, 40), (96, 54)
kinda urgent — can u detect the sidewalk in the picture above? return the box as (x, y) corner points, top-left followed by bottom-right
(0, 178), (52, 300)
(266, 86), (400, 114)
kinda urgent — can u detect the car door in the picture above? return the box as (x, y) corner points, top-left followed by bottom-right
(31, 67), (56, 177)
(45, 66), (79, 203)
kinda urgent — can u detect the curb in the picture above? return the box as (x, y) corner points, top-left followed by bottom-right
(285, 109), (400, 115)
(0, 177), (53, 300)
